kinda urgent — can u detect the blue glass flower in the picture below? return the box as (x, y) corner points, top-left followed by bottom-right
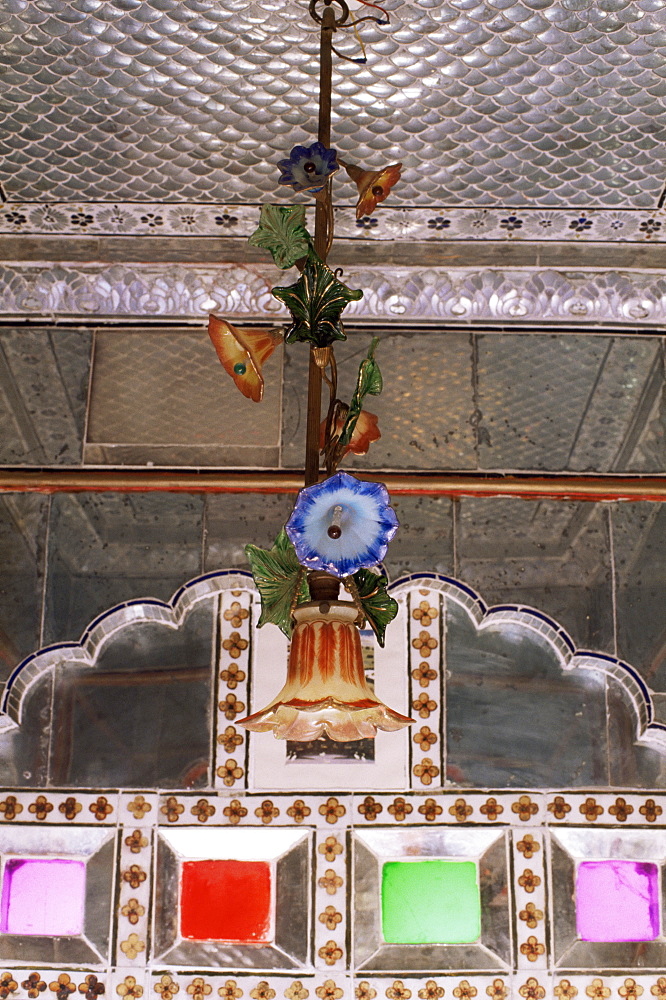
(277, 142), (339, 194)
(285, 471), (398, 578)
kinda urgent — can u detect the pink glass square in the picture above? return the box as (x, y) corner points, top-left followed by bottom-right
(0, 859), (86, 936)
(576, 860), (660, 942)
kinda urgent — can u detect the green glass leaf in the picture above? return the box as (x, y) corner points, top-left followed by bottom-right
(339, 337), (383, 449)
(352, 567), (398, 648)
(245, 528), (310, 638)
(248, 204), (311, 270)
(272, 251), (363, 347)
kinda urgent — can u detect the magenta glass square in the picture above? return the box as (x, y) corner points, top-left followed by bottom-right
(576, 860), (660, 942)
(0, 859), (86, 936)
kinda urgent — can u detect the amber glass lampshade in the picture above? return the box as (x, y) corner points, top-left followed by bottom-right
(238, 600), (412, 742)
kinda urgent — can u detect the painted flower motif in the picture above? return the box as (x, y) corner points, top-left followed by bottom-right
(222, 632), (249, 659)
(413, 757), (440, 786)
(413, 601), (438, 625)
(569, 215), (593, 232)
(125, 829), (148, 854)
(285, 984), (309, 1000)
(651, 980), (666, 998)
(500, 215), (523, 233)
(160, 797), (184, 823)
(316, 986), (342, 1000)
(255, 800), (279, 824)
(355, 986), (376, 1000)
(418, 985), (444, 1000)
(412, 662), (437, 687)
(218, 725), (244, 753)
(224, 602), (249, 628)
(319, 868), (343, 894)
(319, 940), (343, 965)
(320, 409), (381, 458)
(453, 984), (476, 1000)
(96, 206), (133, 232)
(215, 213), (239, 229)
(413, 693), (437, 717)
(116, 980), (142, 1000)
(512, 795), (538, 821)
(90, 796), (113, 821)
(358, 795), (383, 821)
(123, 865), (147, 889)
(28, 206), (68, 231)
(449, 797), (473, 822)
(139, 213), (163, 228)
(319, 836), (343, 861)
(580, 797), (603, 822)
(640, 799), (663, 823)
(22, 976), (47, 999)
(619, 981), (643, 1000)
(220, 663), (246, 689)
(121, 898), (145, 925)
(191, 798), (215, 823)
(127, 795), (152, 820)
(320, 797), (346, 824)
(388, 796), (413, 821)
(427, 217), (450, 231)
(413, 726), (437, 751)
(217, 759), (244, 787)
(518, 869), (541, 893)
(29, 795), (53, 820)
(554, 983), (577, 1000)
(548, 796), (571, 820)
(186, 981), (211, 1000)
(516, 834), (540, 859)
(287, 799), (312, 823)
(386, 983), (411, 1000)
(0, 975), (17, 998)
(480, 797), (503, 821)
(640, 218), (662, 236)
(412, 631), (438, 657)
(220, 693), (245, 720)
(519, 902), (543, 928)
(208, 316), (281, 404)
(154, 979), (177, 1000)
(418, 797), (443, 822)
(278, 142), (338, 194)
(218, 985), (242, 1000)
(520, 935), (545, 962)
(319, 905), (342, 931)
(609, 797), (634, 822)
(49, 977), (76, 1000)
(250, 988), (275, 1000)
(0, 795), (22, 820)
(519, 981), (544, 1000)
(286, 471), (398, 579)
(223, 798), (247, 823)
(59, 797), (82, 820)
(585, 981), (610, 1000)
(341, 159), (402, 219)
(486, 983), (508, 1000)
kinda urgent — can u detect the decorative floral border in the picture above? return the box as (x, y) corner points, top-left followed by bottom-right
(1, 204), (666, 243)
(1, 263), (665, 325)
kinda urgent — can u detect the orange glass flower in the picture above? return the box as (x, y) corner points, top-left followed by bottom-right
(341, 160), (402, 219)
(320, 409), (381, 457)
(238, 602), (413, 741)
(208, 316), (281, 403)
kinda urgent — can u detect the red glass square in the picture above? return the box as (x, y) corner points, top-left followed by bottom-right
(180, 859), (272, 942)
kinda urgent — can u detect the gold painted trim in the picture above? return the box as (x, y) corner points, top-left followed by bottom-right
(1, 469), (665, 501)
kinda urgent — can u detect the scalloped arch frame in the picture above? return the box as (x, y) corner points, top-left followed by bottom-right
(3, 569), (665, 757)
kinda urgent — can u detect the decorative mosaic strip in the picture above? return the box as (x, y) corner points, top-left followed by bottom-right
(511, 829), (547, 971)
(0, 790), (118, 824)
(408, 589), (443, 792)
(116, 825), (152, 967)
(214, 590), (252, 792)
(553, 976), (666, 1000)
(545, 793), (666, 826)
(0, 971), (108, 999)
(3, 204), (666, 244)
(1, 264), (665, 327)
(314, 826), (347, 972)
(148, 974), (351, 1000)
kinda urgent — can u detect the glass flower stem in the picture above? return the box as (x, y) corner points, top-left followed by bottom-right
(305, 2), (336, 487)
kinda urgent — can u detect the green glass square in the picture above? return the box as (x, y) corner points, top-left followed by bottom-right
(381, 860), (481, 944)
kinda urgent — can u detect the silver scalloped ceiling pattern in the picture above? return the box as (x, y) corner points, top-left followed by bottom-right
(1, 0), (666, 206)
